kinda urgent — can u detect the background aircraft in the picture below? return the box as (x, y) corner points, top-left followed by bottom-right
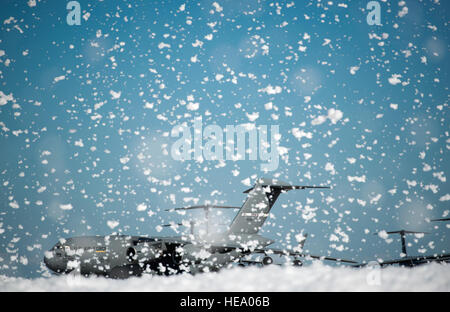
(355, 229), (450, 268)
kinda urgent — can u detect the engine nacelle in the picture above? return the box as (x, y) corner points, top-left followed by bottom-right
(127, 244), (162, 263)
(126, 247), (136, 262)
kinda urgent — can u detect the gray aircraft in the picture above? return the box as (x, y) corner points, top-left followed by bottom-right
(354, 229), (450, 268)
(44, 178), (356, 278)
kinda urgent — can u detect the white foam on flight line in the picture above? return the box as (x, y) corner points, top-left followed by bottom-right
(0, 262), (449, 291)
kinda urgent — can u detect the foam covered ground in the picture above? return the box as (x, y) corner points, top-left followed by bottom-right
(1, 262), (449, 292)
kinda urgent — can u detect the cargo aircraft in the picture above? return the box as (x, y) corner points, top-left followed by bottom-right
(44, 178), (357, 278)
(355, 228), (450, 268)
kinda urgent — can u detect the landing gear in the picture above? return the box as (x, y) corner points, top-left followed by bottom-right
(262, 256), (273, 266)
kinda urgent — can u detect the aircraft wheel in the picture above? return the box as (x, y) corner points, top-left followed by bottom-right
(262, 256), (273, 266)
(293, 260), (303, 267)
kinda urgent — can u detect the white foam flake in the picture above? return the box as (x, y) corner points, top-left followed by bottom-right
(328, 108), (343, 124)
(119, 157), (130, 164)
(107, 220), (119, 229)
(83, 12), (90, 21)
(0, 91), (14, 106)
(137, 203), (147, 211)
(388, 74), (402, 85)
(378, 230), (388, 239)
(53, 75), (65, 83)
(292, 128), (312, 140)
(9, 201), (19, 209)
(59, 204), (73, 210)
(110, 90), (121, 99)
(325, 162), (336, 175)
(347, 175), (366, 183)
(390, 103), (398, 110)
(258, 85), (282, 95)
(311, 109), (343, 126)
(212, 2), (223, 13)
(350, 66), (359, 75)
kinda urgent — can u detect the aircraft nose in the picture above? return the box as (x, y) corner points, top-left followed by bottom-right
(44, 251), (68, 273)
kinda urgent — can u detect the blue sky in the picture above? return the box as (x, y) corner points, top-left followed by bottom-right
(0, 0), (448, 278)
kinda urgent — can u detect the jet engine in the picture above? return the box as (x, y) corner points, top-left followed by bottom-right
(126, 243), (163, 264)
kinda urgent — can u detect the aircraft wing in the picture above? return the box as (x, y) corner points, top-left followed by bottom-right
(240, 259), (283, 266)
(251, 247), (358, 264)
(377, 253), (450, 267)
(148, 235), (193, 246)
(355, 253), (450, 267)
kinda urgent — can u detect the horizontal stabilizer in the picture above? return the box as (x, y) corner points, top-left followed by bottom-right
(166, 205), (240, 212)
(431, 218), (450, 222)
(243, 178), (330, 193)
(373, 230), (429, 235)
(229, 178), (330, 235)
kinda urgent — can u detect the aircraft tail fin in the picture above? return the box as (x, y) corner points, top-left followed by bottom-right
(297, 233), (308, 251)
(227, 178), (329, 235)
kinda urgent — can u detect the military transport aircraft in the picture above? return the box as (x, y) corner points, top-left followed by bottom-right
(43, 178), (357, 278)
(355, 229), (450, 268)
